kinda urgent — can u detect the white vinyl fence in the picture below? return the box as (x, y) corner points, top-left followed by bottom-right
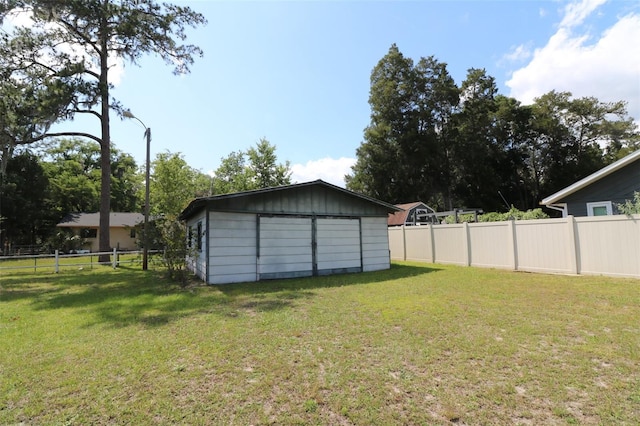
(389, 214), (640, 278)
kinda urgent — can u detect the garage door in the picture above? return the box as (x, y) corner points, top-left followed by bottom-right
(258, 216), (313, 280)
(316, 218), (362, 275)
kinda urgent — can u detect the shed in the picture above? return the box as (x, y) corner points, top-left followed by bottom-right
(179, 180), (400, 284)
(388, 202), (437, 226)
(541, 149), (640, 217)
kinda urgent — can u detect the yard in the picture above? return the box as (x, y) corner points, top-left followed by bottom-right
(1, 262), (639, 425)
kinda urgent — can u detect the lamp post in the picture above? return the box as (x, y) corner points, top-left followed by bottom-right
(123, 110), (151, 271)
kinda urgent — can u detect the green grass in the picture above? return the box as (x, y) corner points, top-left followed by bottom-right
(1, 262), (639, 424)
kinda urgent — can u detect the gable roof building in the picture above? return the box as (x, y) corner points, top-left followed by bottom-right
(388, 202), (437, 226)
(57, 212), (143, 251)
(541, 149), (640, 217)
(180, 180), (400, 284)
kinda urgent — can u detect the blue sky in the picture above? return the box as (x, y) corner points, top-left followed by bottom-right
(15, 0), (640, 186)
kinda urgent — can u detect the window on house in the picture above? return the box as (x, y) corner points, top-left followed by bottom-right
(80, 228), (97, 238)
(197, 221), (203, 251)
(130, 228), (136, 238)
(586, 201), (613, 216)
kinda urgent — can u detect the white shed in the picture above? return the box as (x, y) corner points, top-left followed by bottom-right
(178, 180), (400, 284)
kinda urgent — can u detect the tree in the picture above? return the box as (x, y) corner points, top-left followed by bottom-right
(528, 91), (639, 200)
(149, 151), (210, 219)
(41, 138), (141, 217)
(212, 138), (292, 194)
(346, 45), (459, 207)
(0, 0), (206, 258)
(0, 150), (51, 250)
(346, 44), (414, 203)
(450, 68), (504, 210)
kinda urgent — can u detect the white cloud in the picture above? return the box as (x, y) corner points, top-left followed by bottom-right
(506, 2), (640, 123)
(291, 157), (356, 188)
(501, 43), (533, 64)
(559, 0), (607, 28)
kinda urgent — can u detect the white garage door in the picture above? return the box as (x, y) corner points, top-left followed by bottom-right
(258, 216), (313, 279)
(316, 218), (361, 275)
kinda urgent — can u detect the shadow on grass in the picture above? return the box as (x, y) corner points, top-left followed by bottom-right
(1, 263), (440, 328)
(217, 263), (441, 296)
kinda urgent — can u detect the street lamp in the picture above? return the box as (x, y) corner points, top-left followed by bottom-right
(123, 110), (151, 271)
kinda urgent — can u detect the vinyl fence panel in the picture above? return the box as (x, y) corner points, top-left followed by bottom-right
(389, 215), (640, 279)
(574, 215), (640, 278)
(468, 221), (514, 269)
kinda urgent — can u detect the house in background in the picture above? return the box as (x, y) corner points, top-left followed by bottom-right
(57, 212), (143, 252)
(388, 202), (437, 226)
(179, 180), (400, 285)
(541, 149), (640, 217)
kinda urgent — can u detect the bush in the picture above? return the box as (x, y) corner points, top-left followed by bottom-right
(443, 207), (549, 223)
(157, 218), (193, 287)
(617, 191), (640, 216)
(44, 229), (86, 253)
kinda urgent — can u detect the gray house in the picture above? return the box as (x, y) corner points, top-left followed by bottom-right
(179, 180), (400, 284)
(541, 149), (640, 217)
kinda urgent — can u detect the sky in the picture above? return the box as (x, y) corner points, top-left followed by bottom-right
(12, 0), (640, 187)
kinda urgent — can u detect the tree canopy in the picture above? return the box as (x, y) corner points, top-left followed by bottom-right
(212, 138), (292, 195)
(148, 151), (210, 219)
(346, 44), (640, 212)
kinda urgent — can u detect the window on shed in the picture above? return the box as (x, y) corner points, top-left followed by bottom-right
(197, 221), (203, 251)
(188, 226), (193, 248)
(586, 201), (613, 216)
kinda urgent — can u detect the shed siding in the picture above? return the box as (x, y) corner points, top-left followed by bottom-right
(258, 216), (313, 279)
(208, 212), (257, 284)
(186, 210), (207, 281)
(361, 217), (391, 271)
(316, 218), (361, 273)
(201, 185), (392, 217)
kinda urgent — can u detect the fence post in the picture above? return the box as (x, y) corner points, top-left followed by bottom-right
(567, 216), (579, 274)
(428, 224), (436, 263)
(508, 220), (518, 271)
(55, 250), (60, 274)
(112, 247), (117, 269)
(462, 222), (471, 267)
(402, 225), (407, 261)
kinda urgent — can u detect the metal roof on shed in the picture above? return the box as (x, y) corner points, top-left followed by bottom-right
(179, 180), (400, 220)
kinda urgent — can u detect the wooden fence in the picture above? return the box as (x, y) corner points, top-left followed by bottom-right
(389, 214), (640, 279)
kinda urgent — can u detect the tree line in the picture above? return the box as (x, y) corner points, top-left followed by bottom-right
(346, 44), (639, 212)
(0, 138), (291, 251)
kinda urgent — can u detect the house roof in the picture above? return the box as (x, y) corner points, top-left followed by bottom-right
(57, 212), (144, 228)
(179, 179), (400, 220)
(388, 202), (425, 226)
(541, 150), (640, 206)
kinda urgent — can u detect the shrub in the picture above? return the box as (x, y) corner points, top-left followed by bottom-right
(157, 217), (193, 287)
(444, 207), (549, 223)
(617, 191), (640, 215)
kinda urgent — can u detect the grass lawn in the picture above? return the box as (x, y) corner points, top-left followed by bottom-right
(1, 262), (639, 425)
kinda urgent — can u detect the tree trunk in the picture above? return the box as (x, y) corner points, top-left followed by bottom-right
(98, 1), (111, 263)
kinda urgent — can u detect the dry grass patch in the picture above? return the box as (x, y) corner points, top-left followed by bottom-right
(1, 262), (639, 424)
